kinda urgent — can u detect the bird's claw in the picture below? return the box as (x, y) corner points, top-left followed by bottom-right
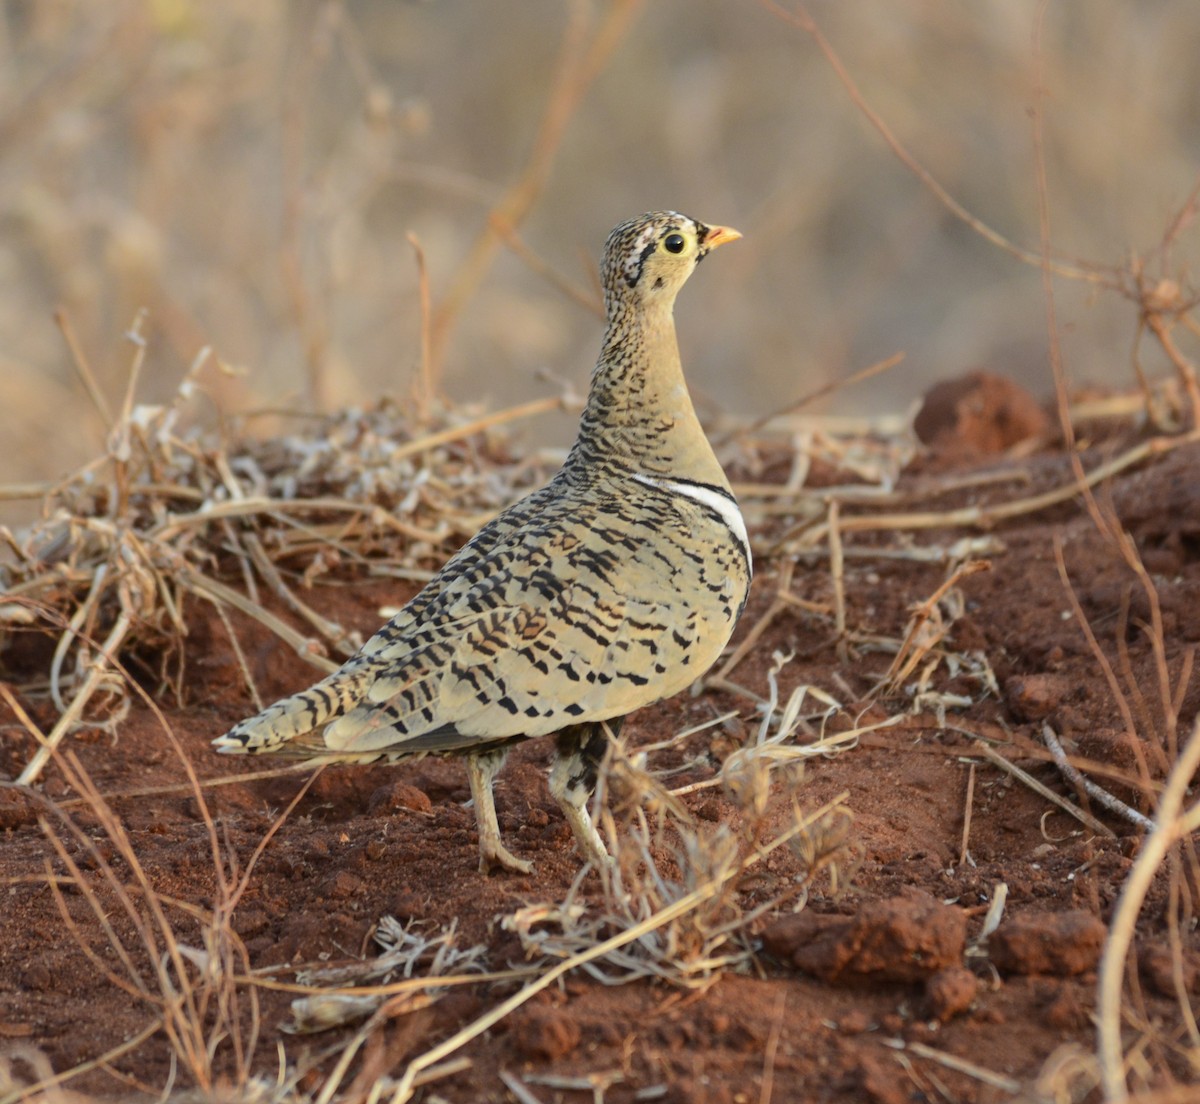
(478, 837), (534, 875)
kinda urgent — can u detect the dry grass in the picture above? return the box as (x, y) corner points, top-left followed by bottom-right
(506, 658), (856, 991)
(0, 679), (306, 1102)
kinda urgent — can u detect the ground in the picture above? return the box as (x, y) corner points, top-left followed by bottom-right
(1, 390), (1198, 1103)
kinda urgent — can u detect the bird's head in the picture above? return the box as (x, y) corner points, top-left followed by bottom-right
(601, 211), (741, 318)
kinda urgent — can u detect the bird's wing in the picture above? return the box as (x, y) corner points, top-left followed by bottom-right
(323, 580), (691, 758)
(218, 481), (709, 760)
(324, 489), (712, 753)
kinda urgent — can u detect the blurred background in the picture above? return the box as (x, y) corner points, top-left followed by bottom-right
(2, 0), (1198, 500)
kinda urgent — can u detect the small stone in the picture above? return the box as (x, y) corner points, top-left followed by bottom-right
(695, 797), (724, 822)
(323, 871), (365, 901)
(988, 910), (1106, 977)
(838, 1009), (872, 1034)
(368, 782), (433, 815)
(1005, 673), (1072, 721)
(925, 966), (978, 1022)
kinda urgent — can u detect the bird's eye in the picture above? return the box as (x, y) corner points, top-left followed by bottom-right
(663, 233), (686, 254)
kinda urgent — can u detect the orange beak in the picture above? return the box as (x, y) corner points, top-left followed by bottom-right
(702, 225), (742, 249)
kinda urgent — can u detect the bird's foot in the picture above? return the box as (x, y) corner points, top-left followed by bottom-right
(561, 802), (611, 870)
(465, 750), (530, 874)
(478, 835), (534, 875)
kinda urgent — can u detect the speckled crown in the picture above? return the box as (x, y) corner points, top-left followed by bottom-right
(602, 210), (699, 289)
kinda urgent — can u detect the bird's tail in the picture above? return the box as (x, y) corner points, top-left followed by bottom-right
(213, 662), (375, 755)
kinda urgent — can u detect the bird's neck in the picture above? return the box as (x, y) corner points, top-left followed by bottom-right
(568, 298), (730, 489)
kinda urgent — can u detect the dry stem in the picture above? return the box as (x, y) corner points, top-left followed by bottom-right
(1097, 717), (1200, 1101)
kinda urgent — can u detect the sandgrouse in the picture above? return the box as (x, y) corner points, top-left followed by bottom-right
(214, 212), (751, 873)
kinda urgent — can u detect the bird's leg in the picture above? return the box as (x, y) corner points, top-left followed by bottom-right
(465, 749), (532, 875)
(549, 719), (622, 868)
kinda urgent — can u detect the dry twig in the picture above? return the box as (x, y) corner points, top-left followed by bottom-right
(972, 741), (1115, 839)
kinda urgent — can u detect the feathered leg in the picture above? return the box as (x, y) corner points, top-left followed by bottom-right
(548, 718), (621, 867)
(466, 749), (532, 874)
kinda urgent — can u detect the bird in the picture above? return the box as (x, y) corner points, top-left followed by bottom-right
(214, 211), (751, 874)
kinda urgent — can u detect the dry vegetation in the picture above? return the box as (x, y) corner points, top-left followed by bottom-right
(3, 2), (1200, 1102)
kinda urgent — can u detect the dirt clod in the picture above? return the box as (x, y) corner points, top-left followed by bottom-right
(0, 788), (38, 830)
(858, 1053), (910, 1104)
(913, 370), (1049, 458)
(773, 892), (966, 985)
(368, 781), (434, 815)
(1004, 673), (1073, 721)
(837, 1009), (873, 1034)
(322, 871), (365, 900)
(988, 910), (1106, 976)
(925, 965), (978, 1022)
(20, 962), (53, 991)
(760, 909), (831, 961)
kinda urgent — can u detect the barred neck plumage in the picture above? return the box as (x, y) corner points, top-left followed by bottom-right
(565, 290), (730, 490)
